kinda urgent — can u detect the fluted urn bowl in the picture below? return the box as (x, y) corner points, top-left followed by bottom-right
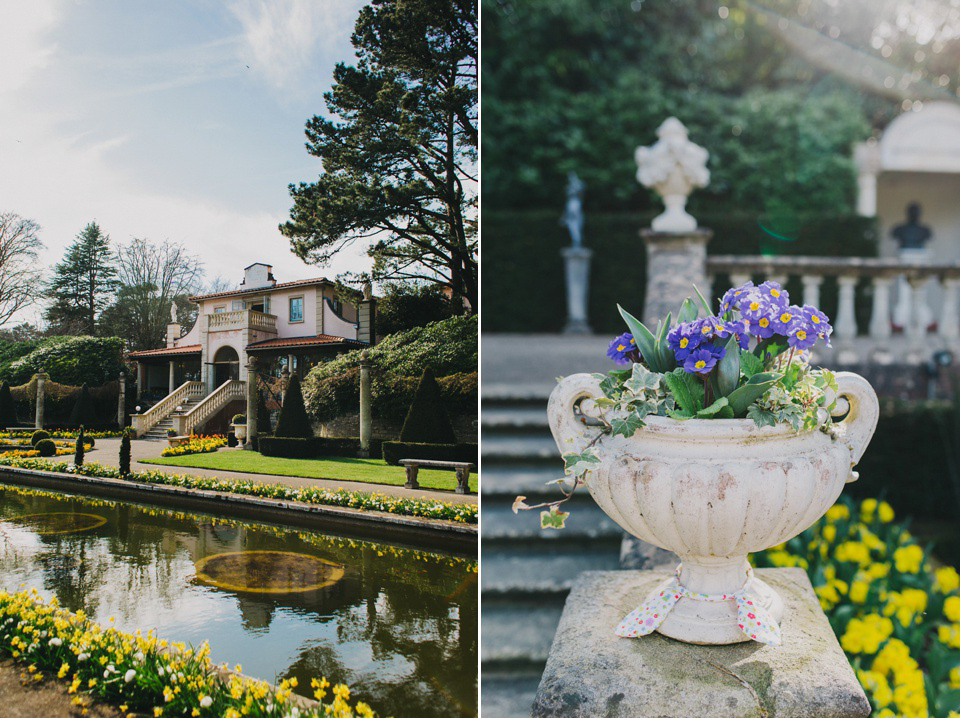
(547, 371), (879, 645)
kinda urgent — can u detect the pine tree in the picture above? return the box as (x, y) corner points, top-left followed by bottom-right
(399, 367), (457, 444)
(273, 374), (313, 438)
(0, 381), (18, 429)
(281, 0), (477, 312)
(45, 222), (120, 335)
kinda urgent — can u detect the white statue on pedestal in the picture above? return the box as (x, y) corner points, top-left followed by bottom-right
(635, 118), (710, 233)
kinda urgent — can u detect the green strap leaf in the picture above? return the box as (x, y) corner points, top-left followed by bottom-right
(692, 284), (713, 315)
(727, 372), (782, 416)
(617, 304), (660, 371)
(717, 334), (741, 397)
(697, 396), (730, 418)
(676, 297), (699, 324)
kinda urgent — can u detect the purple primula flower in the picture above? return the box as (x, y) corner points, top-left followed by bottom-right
(802, 305), (832, 343)
(683, 346), (724, 375)
(770, 304), (804, 336)
(786, 321), (819, 350)
(607, 332), (639, 365)
(745, 306), (777, 339)
(720, 281), (755, 315)
(668, 321), (704, 361)
(727, 320), (751, 349)
(758, 280), (790, 308)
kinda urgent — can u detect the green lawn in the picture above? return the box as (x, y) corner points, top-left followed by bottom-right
(140, 451), (477, 492)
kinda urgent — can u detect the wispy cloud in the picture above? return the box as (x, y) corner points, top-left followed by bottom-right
(228, 0), (361, 94)
(0, 0), (63, 93)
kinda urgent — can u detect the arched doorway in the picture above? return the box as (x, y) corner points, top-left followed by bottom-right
(213, 346), (240, 385)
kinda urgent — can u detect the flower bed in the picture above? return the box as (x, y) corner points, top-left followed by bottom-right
(0, 430), (124, 440)
(753, 498), (960, 717)
(161, 435), (227, 458)
(0, 588), (382, 717)
(0, 457), (478, 524)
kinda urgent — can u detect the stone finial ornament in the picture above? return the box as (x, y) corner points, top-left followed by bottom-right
(635, 118), (710, 233)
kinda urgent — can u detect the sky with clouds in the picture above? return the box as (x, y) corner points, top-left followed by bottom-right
(0, 0), (370, 325)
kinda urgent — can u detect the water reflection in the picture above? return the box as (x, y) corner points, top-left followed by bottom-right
(0, 484), (477, 717)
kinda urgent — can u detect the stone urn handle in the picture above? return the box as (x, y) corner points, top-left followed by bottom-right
(832, 371), (880, 481)
(547, 373), (605, 456)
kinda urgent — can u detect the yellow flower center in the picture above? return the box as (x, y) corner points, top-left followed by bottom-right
(780, 312), (792, 323)
(617, 344), (626, 352)
(796, 330), (807, 340)
(811, 315), (821, 324)
(771, 289), (780, 298)
(759, 318), (769, 328)
(679, 338), (688, 348)
(749, 302), (760, 312)
(695, 360), (706, 369)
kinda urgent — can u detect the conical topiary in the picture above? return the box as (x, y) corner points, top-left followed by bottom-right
(273, 374), (313, 438)
(69, 383), (96, 428)
(119, 429), (131, 476)
(0, 381), (18, 429)
(74, 426), (85, 466)
(257, 390), (272, 434)
(399, 367), (457, 444)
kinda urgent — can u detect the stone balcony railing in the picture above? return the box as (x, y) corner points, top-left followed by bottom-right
(206, 310), (277, 333)
(706, 255), (960, 365)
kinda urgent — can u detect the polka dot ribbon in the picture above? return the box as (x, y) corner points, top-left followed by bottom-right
(614, 564), (782, 646)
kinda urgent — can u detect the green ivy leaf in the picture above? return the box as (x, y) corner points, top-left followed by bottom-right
(540, 505), (570, 530)
(610, 412), (645, 438)
(562, 448), (600, 476)
(623, 363), (661, 395)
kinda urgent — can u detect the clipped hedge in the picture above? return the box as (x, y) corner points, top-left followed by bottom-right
(382, 441), (478, 466)
(482, 210), (878, 333)
(259, 436), (384, 459)
(1, 336), (125, 386)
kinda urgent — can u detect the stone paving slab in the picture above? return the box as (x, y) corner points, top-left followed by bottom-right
(532, 568), (870, 718)
(80, 438), (476, 505)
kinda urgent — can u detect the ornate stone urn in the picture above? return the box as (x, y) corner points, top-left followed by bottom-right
(547, 371), (879, 645)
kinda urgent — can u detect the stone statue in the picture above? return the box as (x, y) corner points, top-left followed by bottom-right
(635, 117), (710, 233)
(561, 172), (585, 248)
(891, 202), (932, 250)
(170, 302), (178, 323)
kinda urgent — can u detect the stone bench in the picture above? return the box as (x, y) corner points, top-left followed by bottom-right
(398, 459), (475, 494)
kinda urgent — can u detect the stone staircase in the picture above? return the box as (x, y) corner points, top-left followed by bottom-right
(481, 388), (624, 718)
(139, 396), (202, 441)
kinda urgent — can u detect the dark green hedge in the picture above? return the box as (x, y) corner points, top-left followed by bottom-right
(0, 336), (125, 386)
(258, 436), (384, 459)
(482, 210), (878, 334)
(381, 441), (478, 466)
(849, 401), (960, 525)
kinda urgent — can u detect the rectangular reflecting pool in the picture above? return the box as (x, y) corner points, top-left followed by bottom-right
(0, 482), (477, 717)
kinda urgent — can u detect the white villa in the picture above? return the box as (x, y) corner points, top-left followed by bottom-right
(128, 262), (374, 438)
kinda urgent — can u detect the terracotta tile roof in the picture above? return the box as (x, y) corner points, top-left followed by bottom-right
(190, 276), (332, 302)
(129, 344), (202, 359)
(245, 335), (368, 352)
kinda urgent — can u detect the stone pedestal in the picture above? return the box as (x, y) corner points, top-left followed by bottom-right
(641, 229), (712, 328)
(358, 350), (372, 458)
(561, 247), (593, 334)
(244, 357), (258, 450)
(532, 568), (870, 718)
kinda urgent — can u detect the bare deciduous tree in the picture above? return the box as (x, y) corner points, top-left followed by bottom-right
(0, 212), (44, 327)
(100, 238), (204, 350)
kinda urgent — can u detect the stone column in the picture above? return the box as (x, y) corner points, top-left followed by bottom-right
(117, 372), (126, 428)
(359, 350), (372, 458)
(939, 277), (960, 342)
(244, 356), (258, 450)
(168, 361), (175, 395)
(561, 247), (593, 334)
(641, 229), (713, 328)
(35, 370), (47, 429)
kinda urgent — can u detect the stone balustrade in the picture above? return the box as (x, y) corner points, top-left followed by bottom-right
(172, 379), (246, 436)
(206, 310), (277, 332)
(706, 255), (960, 365)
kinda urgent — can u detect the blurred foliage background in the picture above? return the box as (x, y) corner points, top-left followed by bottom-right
(482, 0), (960, 330)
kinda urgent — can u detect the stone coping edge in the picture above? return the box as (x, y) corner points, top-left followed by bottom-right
(0, 465), (478, 555)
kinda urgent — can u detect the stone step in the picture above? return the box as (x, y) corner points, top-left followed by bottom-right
(481, 407), (550, 432)
(480, 598), (565, 666)
(481, 435), (560, 461)
(481, 501), (623, 542)
(481, 543), (621, 596)
(480, 672), (543, 718)
(480, 465), (567, 496)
